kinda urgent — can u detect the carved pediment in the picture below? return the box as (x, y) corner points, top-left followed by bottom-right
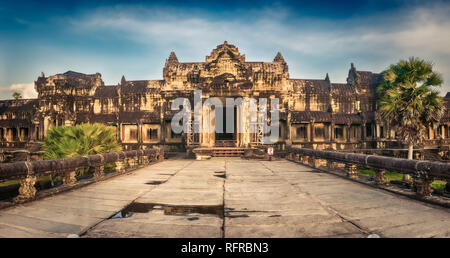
(206, 41), (245, 64)
(205, 41), (248, 78)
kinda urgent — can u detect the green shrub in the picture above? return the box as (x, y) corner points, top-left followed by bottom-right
(42, 123), (122, 181)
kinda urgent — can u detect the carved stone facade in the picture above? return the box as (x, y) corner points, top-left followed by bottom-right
(1, 41), (449, 156)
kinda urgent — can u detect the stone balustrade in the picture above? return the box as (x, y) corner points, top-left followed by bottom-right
(287, 147), (450, 197)
(0, 148), (164, 201)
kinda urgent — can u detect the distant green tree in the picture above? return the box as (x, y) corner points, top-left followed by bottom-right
(43, 123), (122, 183)
(377, 57), (444, 164)
(12, 92), (22, 100)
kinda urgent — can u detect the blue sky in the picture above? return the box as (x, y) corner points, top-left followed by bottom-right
(1, 0), (450, 99)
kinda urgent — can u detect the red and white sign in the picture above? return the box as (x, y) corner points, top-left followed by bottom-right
(267, 147), (274, 156)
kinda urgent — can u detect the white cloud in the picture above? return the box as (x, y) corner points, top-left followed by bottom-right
(0, 83), (37, 100)
(64, 3), (450, 94)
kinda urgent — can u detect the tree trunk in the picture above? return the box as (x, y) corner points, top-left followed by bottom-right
(408, 143), (413, 160)
(404, 143), (413, 181)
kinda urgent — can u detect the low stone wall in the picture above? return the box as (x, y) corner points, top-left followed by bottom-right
(287, 147), (450, 197)
(0, 148), (164, 203)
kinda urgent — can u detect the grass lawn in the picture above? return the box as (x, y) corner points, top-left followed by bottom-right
(0, 175), (51, 187)
(358, 169), (447, 190)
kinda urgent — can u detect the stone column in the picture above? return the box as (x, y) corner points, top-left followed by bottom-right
(307, 123), (311, 142)
(345, 123), (350, 143)
(310, 119), (315, 143)
(117, 123), (122, 142)
(386, 123), (390, 139)
(345, 163), (358, 179)
(138, 122), (143, 149)
(362, 121), (367, 141)
(29, 126), (35, 141)
(330, 122), (335, 142)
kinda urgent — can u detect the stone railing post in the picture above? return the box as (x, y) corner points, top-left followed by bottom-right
(15, 175), (37, 201)
(159, 149), (165, 161)
(115, 160), (125, 173)
(128, 155), (135, 168)
(303, 155), (310, 165)
(374, 168), (387, 185)
(94, 165), (104, 180)
(327, 160), (336, 170)
(137, 151), (143, 167)
(312, 157), (321, 168)
(62, 170), (77, 186)
(413, 179), (433, 197)
(345, 163), (358, 179)
(142, 154), (149, 166)
(14, 161), (37, 201)
(127, 157), (134, 169)
(309, 156), (315, 167)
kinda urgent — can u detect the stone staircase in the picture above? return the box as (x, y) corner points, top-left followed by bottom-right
(211, 147), (245, 157)
(192, 147), (247, 159)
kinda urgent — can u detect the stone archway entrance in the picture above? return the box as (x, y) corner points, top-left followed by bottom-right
(214, 105), (237, 147)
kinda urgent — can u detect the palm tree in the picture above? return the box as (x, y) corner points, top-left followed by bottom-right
(42, 123), (122, 182)
(377, 57), (445, 166)
(12, 92), (22, 100)
(43, 123), (122, 159)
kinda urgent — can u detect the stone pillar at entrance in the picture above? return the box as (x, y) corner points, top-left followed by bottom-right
(201, 106), (215, 147)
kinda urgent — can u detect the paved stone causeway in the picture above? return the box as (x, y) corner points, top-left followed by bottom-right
(0, 158), (449, 238)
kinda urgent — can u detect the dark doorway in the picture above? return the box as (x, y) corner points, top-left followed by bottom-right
(215, 105), (236, 142)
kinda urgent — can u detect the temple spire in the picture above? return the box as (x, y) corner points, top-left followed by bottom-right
(168, 51), (179, 63)
(273, 52), (285, 62)
(325, 73), (330, 82)
(121, 75), (126, 85)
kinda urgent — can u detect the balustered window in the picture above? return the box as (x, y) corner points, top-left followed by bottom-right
(296, 125), (307, 140)
(147, 128), (158, 140)
(129, 128), (138, 141)
(334, 126), (344, 140)
(350, 125), (360, 140)
(314, 123), (325, 141)
(142, 124), (160, 143)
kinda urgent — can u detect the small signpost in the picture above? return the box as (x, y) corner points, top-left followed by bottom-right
(267, 147), (273, 161)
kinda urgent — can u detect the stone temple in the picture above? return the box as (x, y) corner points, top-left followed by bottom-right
(0, 41), (449, 160)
